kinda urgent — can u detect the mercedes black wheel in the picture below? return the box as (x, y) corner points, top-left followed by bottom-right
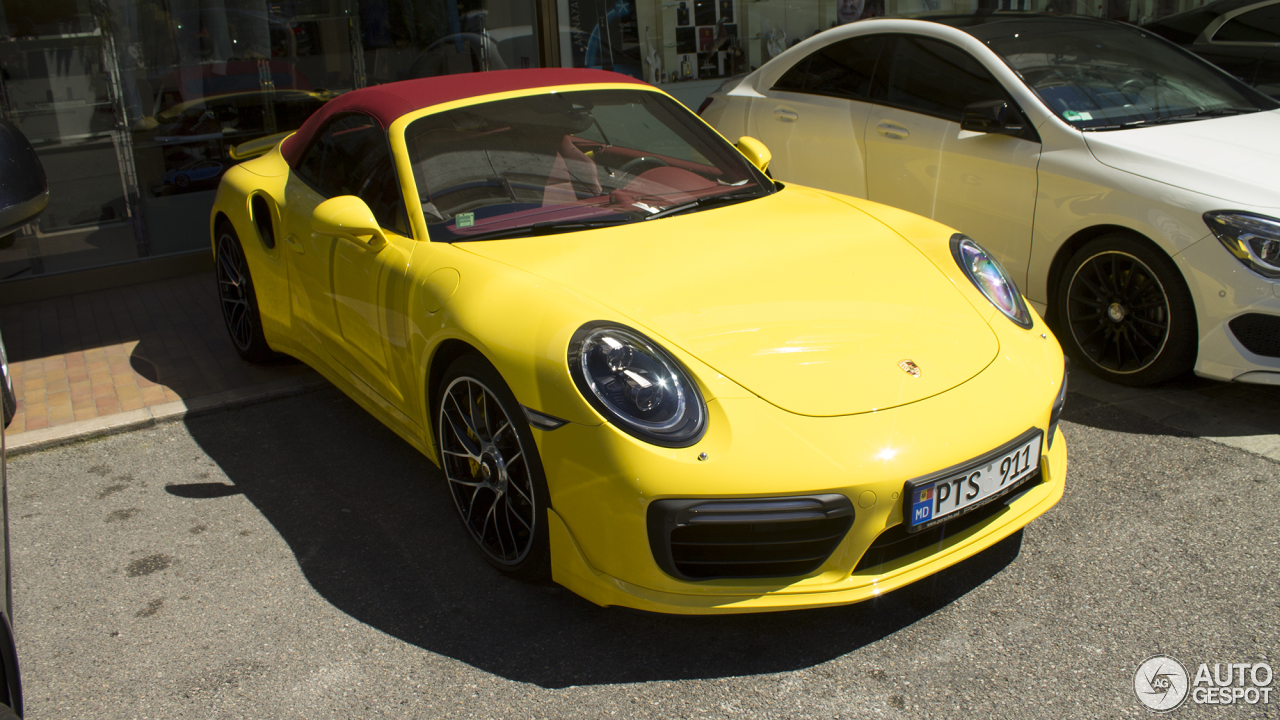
(1055, 234), (1196, 386)
(436, 353), (551, 580)
(215, 223), (275, 363)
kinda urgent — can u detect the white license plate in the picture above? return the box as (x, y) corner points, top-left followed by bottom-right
(905, 432), (1042, 532)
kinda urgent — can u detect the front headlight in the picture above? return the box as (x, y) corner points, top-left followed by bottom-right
(950, 234), (1033, 328)
(1204, 211), (1280, 279)
(568, 323), (707, 447)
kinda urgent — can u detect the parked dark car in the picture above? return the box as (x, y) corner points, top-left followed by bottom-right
(0, 332), (21, 719)
(0, 120), (48, 241)
(1144, 0), (1280, 97)
(0, 116), (46, 719)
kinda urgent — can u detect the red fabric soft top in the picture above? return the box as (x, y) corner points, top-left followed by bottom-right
(279, 68), (649, 166)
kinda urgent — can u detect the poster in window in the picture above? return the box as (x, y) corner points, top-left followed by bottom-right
(694, 0), (716, 26)
(676, 26), (697, 53)
(718, 0), (733, 22)
(837, 0), (885, 23)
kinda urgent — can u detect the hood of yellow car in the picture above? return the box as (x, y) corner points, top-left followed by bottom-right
(461, 186), (998, 416)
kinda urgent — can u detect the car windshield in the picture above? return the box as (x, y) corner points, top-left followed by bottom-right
(972, 19), (1279, 130)
(404, 88), (772, 242)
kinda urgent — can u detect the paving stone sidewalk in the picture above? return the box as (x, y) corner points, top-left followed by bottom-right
(1, 271), (320, 454)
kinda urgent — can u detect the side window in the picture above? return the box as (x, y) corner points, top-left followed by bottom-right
(354, 155), (411, 235)
(886, 36), (1007, 121)
(804, 36), (886, 99)
(773, 58), (812, 92)
(1257, 46), (1280, 95)
(770, 36), (885, 99)
(1213, 4), (1280, 42)
(294, 113), (408, 233)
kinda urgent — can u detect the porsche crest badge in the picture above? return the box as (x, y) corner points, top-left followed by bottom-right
(898, 359), (921, 378)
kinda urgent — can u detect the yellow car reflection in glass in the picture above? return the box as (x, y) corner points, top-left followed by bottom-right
(210, 69), (1067, 614)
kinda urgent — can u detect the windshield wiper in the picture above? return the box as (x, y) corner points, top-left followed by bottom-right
(450, 218), (630, 242)
(1142, 107), (1260, 125)
(1084, 107), (1260, 131)
(642, 190), (766, 220)
(1189, 107), (1259, 118)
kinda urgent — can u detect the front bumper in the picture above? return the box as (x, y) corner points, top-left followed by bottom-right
(535, 326), (1068, 614)
(1177, 235), (1280, 383)
(547, 428), (1064, 614)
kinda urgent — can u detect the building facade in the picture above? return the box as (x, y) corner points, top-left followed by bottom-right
(0, 0), (1202, 288)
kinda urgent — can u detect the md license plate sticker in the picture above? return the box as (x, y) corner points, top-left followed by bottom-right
(908, 434), (1042, 530)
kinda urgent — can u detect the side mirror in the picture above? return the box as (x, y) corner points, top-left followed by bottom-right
(312, 196), (387, 252)
(960, 100), (1025, 137)
(735, 136), (772, 174)
(0, 119), (49, 238)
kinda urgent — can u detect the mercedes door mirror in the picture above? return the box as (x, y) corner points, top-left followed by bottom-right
(960, 100), (1025, 137)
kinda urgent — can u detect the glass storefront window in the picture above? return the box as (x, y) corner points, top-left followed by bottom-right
(0, 0), (138, 280)
(553, 0), (1205, 107)
(0, 0), (540, 282)
(0, 0), (1224, 286)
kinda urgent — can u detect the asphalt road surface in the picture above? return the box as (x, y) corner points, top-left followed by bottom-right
(5, 385), (1277, 718)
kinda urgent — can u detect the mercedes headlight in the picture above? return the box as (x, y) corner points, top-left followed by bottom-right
(568, 323), (706, 447)
(1204, 211), (1280, 279)
(950, 234), (1033, 328)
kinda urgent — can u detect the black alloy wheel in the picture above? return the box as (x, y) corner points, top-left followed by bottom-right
(1056, 234), (1196, 386)
(215, 224), (274, 363)
(436, 354), (551, 579)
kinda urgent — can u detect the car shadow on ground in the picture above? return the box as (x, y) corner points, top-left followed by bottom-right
(1062, 365), (1280, 443)
(176, 388), (1023, 688)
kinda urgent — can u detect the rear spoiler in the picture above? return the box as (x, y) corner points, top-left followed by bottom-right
(229, 131), (293, 161)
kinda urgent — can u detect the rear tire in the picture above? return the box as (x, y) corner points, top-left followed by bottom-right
(435, 353), (551, 581)
(215, 223), (275, 363)
(1054, 233), (1196, 386)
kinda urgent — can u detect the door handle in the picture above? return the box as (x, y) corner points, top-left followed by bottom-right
(283, 234), (304, 254)
(336, 231), (387, 253)
(774, 107), (799, 122)
(876, 122), (910, 139)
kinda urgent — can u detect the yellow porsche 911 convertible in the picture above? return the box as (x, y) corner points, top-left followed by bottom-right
(210, 68), (1068, 614)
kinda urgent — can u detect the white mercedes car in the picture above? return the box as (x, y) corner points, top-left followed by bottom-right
(701, 14), (1280, 386)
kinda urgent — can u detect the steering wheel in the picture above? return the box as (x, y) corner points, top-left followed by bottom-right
(616, 156), (669, 179)
(1118, 78), (1147, 96)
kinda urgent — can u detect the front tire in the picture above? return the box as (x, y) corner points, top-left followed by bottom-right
(1055, 234), (1196, 386)
(215, 223), (275, 363)
(436, 354), (551, 580)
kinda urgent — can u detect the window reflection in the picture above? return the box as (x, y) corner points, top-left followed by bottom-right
(0, 0), (542, 280)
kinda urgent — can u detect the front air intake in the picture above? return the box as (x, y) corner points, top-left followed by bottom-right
(647, 495), (854, 580)
(250, 194), (276, 249)
(1229, 313), (1280, 358)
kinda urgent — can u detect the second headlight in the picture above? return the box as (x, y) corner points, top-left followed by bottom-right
(1204, 211), (1280, 279)
(568, 323), (707, 447)
(950, 234), (1033, 328)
